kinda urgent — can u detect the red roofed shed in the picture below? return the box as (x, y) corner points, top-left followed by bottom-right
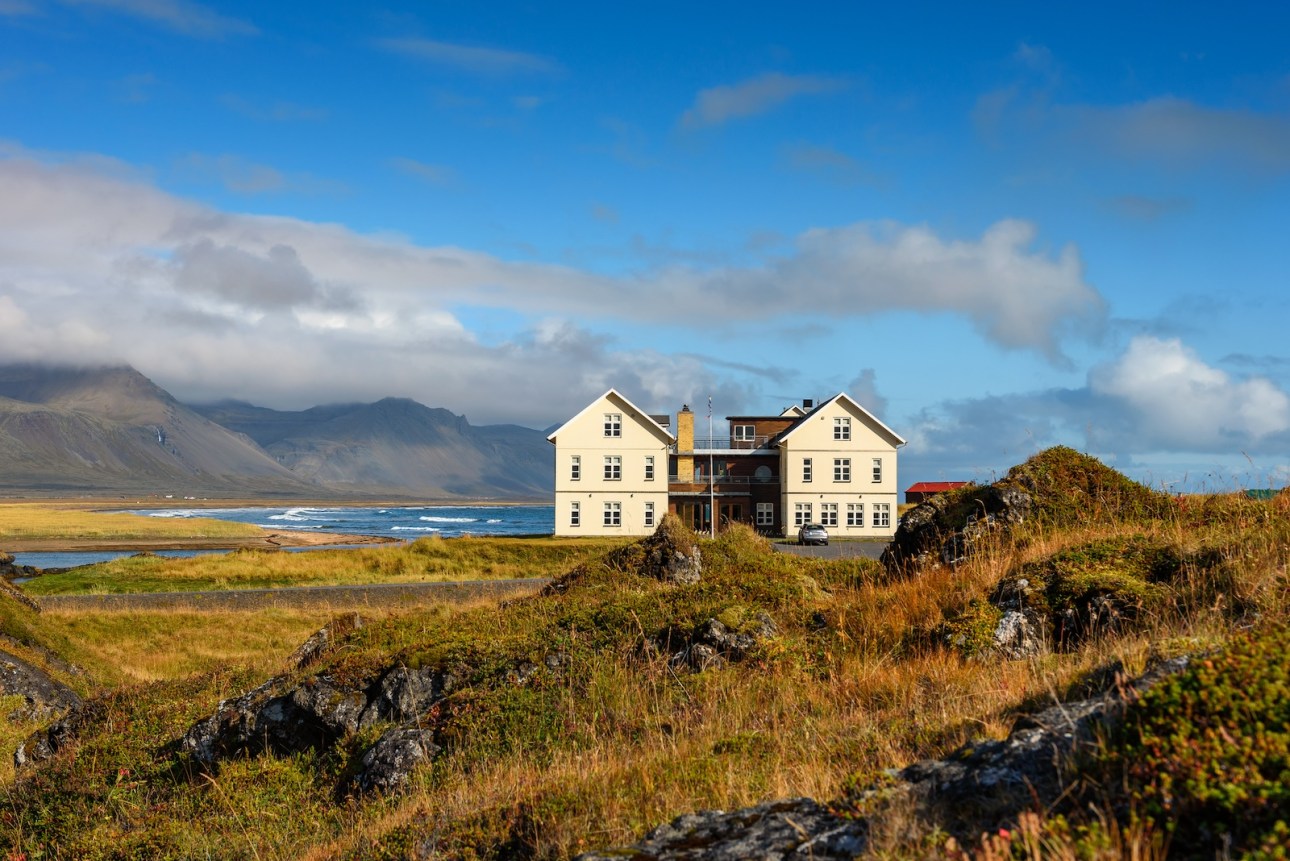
(905, 481), (969, 504)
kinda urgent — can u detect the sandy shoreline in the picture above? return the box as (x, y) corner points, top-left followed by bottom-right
(4, 530), (401, 553)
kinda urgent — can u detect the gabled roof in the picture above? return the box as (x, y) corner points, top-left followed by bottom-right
(775, 392), (906, 447)
(546, 389), (676, 445)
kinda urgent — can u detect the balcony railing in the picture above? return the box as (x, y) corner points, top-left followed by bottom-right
(667, 474), (779, 486)
(670, 435), (772, 452)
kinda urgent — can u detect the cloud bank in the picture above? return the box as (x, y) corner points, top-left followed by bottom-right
(0, 145), (1106, 423)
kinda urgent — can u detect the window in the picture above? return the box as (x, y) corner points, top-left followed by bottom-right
(834, 417), (851, 441)
(820, 503), (838, 527)
(873, 503), (890, 528)
(846, 502), (864, 527)
(570, 455), (581, 481)
(802, 458), (813, 483)
(834, 458), (851, 482)
(604, 413), (621, 437)
(604, 455), (621, 480)
(644, 455), (655, 481)
(755, 503), (774, 526)
(643, 501), (655, 528)
(872, 458), (883, 483)
(570, 501), (580, 527)
(733, 424), (755, 442)
(604, 502), (621, 527)
(794, 502), (812, 527)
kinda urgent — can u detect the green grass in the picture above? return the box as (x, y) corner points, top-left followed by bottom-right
(22, 535), (624, 595)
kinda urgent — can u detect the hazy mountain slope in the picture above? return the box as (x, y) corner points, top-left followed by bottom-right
(193, 398), (553, 499)
(0, 365), (319, 496)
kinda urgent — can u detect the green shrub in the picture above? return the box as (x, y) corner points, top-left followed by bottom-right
(1098, 625), (1290, 857)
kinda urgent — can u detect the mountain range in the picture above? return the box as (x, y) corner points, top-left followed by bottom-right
(0, 364), (552, 500)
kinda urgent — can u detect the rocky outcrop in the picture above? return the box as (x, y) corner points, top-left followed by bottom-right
(658, 613), (779, 671)
(14, 701), (100, 769)
(882, 485), (1032, 573)
(579, 658), (1189, 859)
(0, 648), (81, 723)
(286, 612), (363, 670)
(0, 551), (41, 584)
(178, 613), (457, 794)
(576, 798), (868, 861)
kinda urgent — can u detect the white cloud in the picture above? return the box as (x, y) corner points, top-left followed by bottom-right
(681, 72), (846, 129)
(0, 146), (1108, 423)
(61, 0), (257, 38)
(905, 336), (1290, 479)
(1090, 335), (1290, 449)
(376, 37), (559, 76)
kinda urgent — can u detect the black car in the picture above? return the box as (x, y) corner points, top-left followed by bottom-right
(797, 523), (829, 546)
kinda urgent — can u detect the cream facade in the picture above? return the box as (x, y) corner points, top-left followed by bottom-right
(775, 393), (905, 539)
(546, 389), (674, 537)
(551, 389), (905, 540)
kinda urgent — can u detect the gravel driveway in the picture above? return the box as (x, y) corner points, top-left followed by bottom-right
(35, 577), (550, 612)
(772, 541), (887, 561)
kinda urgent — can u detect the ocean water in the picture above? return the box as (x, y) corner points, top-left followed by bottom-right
(11, 504), (555, 569)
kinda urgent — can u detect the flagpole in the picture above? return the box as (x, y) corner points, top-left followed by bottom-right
(708, 396), (715, 538)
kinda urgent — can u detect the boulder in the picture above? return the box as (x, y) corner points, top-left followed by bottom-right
(580, 657), (1191, 858)
(882, 485), (1033, 573)
(640, 515), (703, 585)
(575, 798), (868, 861)
(287, 612), (363, 670)
(666, 612), (778, 671)
(14, 702), (100, 769)
(0, 648), (81, 723)
(353, 726), (439, 794)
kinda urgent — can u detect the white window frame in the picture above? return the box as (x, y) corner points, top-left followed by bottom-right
(794, 502), (812, 527)
(570, 455), (581, 481)
(604, 455), (621, 480)
(644, 455), (655, 481)
(643, 501), (655, 528)
(834, 458), (851, 482)
(732, 424), (755, 442)
(604, 501), (621, 527)
(820, 502), (838, 527)
(873, 502), (890, 528)
(755, 502), (774, 526)
(872, 458), (883, 483)
(846, 502), (864, 527)
(802, 458), (813, 483)
(834, 417), (851, 441)
(604, 413), (622, 437)
(570, 501), (580, 527)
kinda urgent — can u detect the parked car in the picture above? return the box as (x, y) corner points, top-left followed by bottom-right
(797, 523), (829, 546)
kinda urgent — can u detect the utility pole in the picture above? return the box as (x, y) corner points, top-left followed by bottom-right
(708, 395), (715, 538)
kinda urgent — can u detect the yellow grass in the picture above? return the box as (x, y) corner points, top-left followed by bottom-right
(22, 535), (622, 595)
(0, 502), (263, 542)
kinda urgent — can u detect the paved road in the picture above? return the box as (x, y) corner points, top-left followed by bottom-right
(36, 577), (551, 612)
(772, 541), (887, 561)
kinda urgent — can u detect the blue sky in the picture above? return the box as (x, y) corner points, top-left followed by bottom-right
(1, 1), (1288, 491)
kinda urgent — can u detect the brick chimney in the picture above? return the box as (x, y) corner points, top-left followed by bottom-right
(676, 405), (694, 482)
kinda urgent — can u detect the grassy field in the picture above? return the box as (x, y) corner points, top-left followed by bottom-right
(21, 535), (625, 594)
(0, 450), (1286, 859)
(0, 502), (265, 542)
